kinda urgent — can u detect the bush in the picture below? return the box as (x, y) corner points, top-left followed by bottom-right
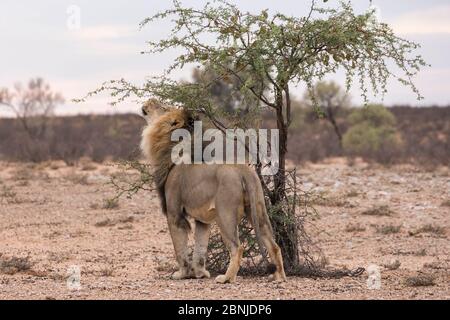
(405, 274), (435, 287)
(343, 104), (402, 163)
(347, 104), (396, 127)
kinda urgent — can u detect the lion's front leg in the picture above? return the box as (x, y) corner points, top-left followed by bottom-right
(167, 215), (193, 280)
(193, 220), (211, 279)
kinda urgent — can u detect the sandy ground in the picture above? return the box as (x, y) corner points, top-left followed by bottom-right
(0, 159), (448, 300)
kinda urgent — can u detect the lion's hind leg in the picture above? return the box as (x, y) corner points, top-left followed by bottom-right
(214, 213), (243, 284)
(167, 212), (194, 280)
(259, 219), (287, 282)
(193, 220), (211, 279)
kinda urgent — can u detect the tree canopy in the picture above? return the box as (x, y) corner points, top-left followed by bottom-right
(81, 0), (426, 119)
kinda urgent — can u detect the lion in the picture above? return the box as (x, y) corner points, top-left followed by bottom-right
(140, 99), (286, 283)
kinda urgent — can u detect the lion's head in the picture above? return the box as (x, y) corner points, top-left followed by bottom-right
(140, 101), (193, 164)
(140, 100), (196, 212)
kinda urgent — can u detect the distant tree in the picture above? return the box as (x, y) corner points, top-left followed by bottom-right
(192, 66), (237, 114)
(0, 78), (64, 139)
(191, 63), (267, 130)
(304, 81), (350, 147)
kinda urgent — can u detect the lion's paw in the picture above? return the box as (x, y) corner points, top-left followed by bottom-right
(268, 273), (287, 282)
(215, 274), (234, 284)
(195, 269), (211, 279)
(215, 275), (228, 283)
(172, 270), (190, 280)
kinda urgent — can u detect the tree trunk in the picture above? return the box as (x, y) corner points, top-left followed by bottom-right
(273, 103), (287, 199)
(268, 88), (299, 271)
(326, 106), (343, 148)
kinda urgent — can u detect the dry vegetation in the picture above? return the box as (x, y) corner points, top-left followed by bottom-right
(375, 224), (401, 235)
(0, 256), (33, 275)
(283, 106), (450, 165)
(345, 223), (366, 233)
(405, 274), (436, 287)
(408, 224), (446, 237)
(0, 114), (144, 164)
(362, 205), (394, 217)
(0, 106), (449, 166)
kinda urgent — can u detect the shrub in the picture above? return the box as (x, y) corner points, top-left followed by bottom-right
(408, 224), (446, 236)
(375, 224), (401, 234)
(405, 274), (435, 287)
(348, 104), (396, 127)
(345, 223), (366, 232)
(102, 198), (119, 210)
(0, 256), (33, 275)
(441, 199), (450, 207)
(361, 205), (394, 216)
(343, 104), (402, 163)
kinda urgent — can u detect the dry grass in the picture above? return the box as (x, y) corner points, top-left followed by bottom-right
(345, 223), (366, 232)
(117, 224), (133, 230)
(423, 261), (445, 270)
(408, 224), (446, 236)
(154, 257), (176, 272)
(0, 256), (33, 275)
(404, 274), (435, 287)
(50, 164), (61, 170)
(47, 161), (67, 170)
(16, 180), (29, 187)
(102, 198), (119, 210)
(310, 192), (348, 207)
(0, 185), (17, 199)
(47, 252), (70, 263)
(99, 267), (114, 277)
(10, 168), (33, 181)
(440, 199), (450, 207)
(94, 216), (133, 227)
(11, 167), (50, 182)
(414, 248), (427, 256)
(94, 218), (114, 227)
(346, 189), (360, 198)
(65, 173), (89, 185)
(117, 216), (134, 224)
(375, 224), (401, 234)
(0, 185), (23, 204)
(383, 259), (401, 270)
(393, 248), (427, 256)
(89, 202), (100, 210)
(361, 205), (394, 216)
(81, 163), (97, 171)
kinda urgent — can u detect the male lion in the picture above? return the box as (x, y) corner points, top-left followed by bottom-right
(140, 100), (286, 283)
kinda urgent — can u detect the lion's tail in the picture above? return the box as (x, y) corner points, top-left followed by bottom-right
(242, 170), (268, 261)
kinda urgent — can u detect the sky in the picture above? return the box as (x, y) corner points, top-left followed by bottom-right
(0, 0), (449, 116)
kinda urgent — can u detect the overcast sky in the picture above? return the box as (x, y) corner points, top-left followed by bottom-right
(1, 0), (449, 116)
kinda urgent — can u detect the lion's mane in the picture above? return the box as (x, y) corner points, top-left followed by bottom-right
(141, 108), (191, 214)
